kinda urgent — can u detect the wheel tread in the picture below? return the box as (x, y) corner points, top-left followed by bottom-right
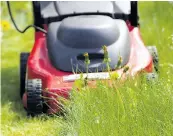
(27, 79), (43, 116)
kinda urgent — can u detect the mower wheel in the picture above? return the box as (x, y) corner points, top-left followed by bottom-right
(20, 52), (30, 98)
(147, 46), (159, 72)
(27, 79), (43, 116)
(146, 72), (158, 81)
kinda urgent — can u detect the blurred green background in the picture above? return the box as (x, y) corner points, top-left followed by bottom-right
(1, 1), (173, 136)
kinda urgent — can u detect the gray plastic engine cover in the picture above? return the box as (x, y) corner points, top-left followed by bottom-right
(47, 15), (131, 72)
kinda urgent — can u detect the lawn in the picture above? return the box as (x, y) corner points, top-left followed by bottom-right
(1, 1), (173, 136)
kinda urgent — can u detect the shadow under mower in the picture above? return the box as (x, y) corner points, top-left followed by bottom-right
(7, 1), (159, 116)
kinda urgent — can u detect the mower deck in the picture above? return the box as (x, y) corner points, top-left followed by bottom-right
(22, 23), (153, 114)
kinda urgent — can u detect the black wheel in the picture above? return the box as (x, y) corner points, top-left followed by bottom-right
(146, 72), (158, 81)
(20, 52), (30, 98)
(147, 46), (159, 72)
(27, 79), (43, 116)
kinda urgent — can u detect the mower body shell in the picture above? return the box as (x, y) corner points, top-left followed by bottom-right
(23, 22), (153, 114)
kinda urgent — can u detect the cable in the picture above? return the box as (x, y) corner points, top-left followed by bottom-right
(6, 1), (47, 34)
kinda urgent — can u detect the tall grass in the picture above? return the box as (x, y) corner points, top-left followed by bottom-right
(62, 74), (173, 136)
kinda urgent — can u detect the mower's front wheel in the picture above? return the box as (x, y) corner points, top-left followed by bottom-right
(27, 79), (43, 116)
(20, 52), (30, 98)
(146, 72), (158, 81)
(147, 46), (159, 72)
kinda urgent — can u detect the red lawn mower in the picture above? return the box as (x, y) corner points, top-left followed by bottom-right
(7, 1), (158, 116)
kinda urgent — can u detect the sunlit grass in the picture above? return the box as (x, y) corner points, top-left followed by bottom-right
(64, 75), (173, 136)
(1, 1), (173, 136)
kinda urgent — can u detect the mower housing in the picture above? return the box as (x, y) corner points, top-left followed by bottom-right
(20, 1), (154, 115)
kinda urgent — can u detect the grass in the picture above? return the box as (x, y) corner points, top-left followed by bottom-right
(1, 1), (173, 136)
(64, 77), (173, 136)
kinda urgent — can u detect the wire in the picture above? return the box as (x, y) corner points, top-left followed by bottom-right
(6, 1), (47, 34)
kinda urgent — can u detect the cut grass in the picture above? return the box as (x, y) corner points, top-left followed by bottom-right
(1, 1), (173, 136)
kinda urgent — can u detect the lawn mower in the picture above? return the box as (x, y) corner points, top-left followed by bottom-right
(7, 1), (159, 116)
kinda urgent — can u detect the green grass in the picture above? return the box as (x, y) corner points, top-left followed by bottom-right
(64, 78), (173, 136)
(1, 1), (173, 136)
